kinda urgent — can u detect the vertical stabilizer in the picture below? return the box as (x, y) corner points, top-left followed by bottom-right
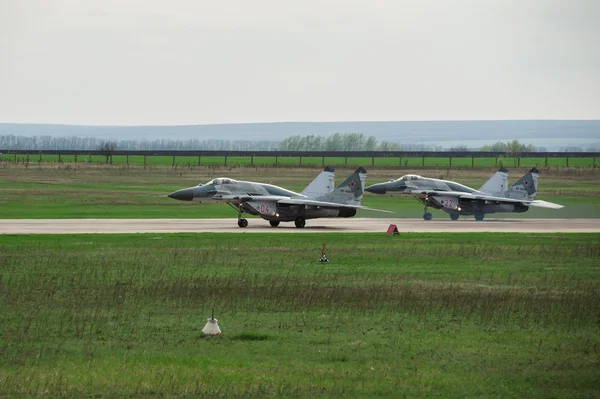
(505, 168), (538, 199)
(479, 167), (509, 196)
(301, 166), (335, 199)
(318, 167), (366, 205)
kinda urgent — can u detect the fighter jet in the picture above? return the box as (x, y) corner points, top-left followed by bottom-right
(168, 166), (389, 228)
(365, 167), (563, 221)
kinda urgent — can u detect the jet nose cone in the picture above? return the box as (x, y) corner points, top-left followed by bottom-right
(365, 183), (387, 195)
(168, 188), (194, 201)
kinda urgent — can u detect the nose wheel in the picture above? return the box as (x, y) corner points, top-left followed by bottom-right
(294, 217), (306, 228)
(269, 220), (280, 227)
(423, 202), (432, 221)
(236, 207), (248, 228)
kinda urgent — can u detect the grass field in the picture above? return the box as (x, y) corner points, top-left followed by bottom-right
(1, 153), (598, 168)
(1, 233), (599, 397)
(1, 163), (600, 219)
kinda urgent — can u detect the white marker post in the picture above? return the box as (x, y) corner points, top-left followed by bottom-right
(202, 309), (221, 336)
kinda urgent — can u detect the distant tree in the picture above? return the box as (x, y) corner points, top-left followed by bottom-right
(506, 140), (522, 167)
(449, 145), (469, 151)
(365, 136), (378, 151)
(99, 141), (118, 164)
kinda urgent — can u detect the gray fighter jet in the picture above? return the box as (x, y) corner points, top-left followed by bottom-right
(168, 167), (389, 228)
(365, 167), (563, 221)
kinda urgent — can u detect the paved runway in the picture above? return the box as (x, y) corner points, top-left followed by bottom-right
(0, 218), (598, 234)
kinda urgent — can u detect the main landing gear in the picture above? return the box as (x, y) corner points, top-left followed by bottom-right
(474, 211), (485, 221)
(269, 220), (280, 227)
(450, 213), (459, 221)
(294, 217), (306, 228)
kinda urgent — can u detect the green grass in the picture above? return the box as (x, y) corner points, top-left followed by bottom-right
(1, 153), (598, 168)
(0, 233), (599, 397)
(1, 164), (600, 219)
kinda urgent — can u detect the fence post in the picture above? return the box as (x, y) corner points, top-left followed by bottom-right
(144, 155), (147, 168)
(345, 157), (348, 166)
(40, 153), (43, 162)
(74, 154), (77, 163)
(224, 155), (228, 166)
(26, 154), (30, 163)
(422, 156), (425, 167)
(275, 156), (278, 166)
(198, 155), (201, 166)
(594, 158), (596, 168)
(126, 155), (129, 166)
(449, 157), (452, 168)
(13, 153), (17, 162)
(545, 157), (548, 167)
(58, 154), (62, 163)
(471, 156), (474, 168)
(566, 157), (569, 167)
(322, 156), (325, 167)
(299, 156), (302, 166)
(172, 155), (175, 167)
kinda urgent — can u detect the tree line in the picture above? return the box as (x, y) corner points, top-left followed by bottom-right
(277, 133), (445, 151)
(0, 135), (279, 151)
(0, 133), (596, 152)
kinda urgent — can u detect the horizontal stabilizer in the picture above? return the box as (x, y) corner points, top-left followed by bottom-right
(525, 200), (564, 209)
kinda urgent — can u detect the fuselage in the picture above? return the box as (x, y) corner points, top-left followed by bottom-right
(365, 174), (529, 216)
(168, 177), (357, 222)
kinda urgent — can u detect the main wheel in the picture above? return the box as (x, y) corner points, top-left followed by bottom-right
(423, 212), (433, 221)
(474, 212), (484, 221)
(237, 218), (248, 228)
(269, 220), (280, 227)
(294, 217), (306, 228)
(450, 213), (459, 221)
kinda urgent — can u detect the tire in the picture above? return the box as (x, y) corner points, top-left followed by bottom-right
(423, 212), (432, 221)
(269, 220), (280, 227)
(237, 218), (248, 228)
(294, 217), (306, 228)
(474, 212), (484, 221)
(450, 213), (459, 221)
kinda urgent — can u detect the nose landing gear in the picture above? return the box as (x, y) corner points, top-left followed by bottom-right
(423, 203), (432, 221)
(236, 207), (248, 228)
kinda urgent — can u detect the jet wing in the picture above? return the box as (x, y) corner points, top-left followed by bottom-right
(278, 198), (393, 213)
(457, 193), (564, 208)
(413, 191), (564, 209)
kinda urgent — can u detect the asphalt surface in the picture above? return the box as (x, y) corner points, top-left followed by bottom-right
(0, 218), (598, 234)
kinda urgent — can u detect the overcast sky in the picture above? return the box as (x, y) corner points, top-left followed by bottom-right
(1, 0), (599, 125)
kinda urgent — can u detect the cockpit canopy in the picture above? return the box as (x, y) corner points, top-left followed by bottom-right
(398, 174), (423, 182)
(204, 177), (238, 186)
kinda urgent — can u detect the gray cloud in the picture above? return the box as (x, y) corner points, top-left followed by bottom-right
(1, 0), (598, 124)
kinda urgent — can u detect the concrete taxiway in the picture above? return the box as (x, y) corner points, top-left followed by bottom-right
(0, 218), (598, 234)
